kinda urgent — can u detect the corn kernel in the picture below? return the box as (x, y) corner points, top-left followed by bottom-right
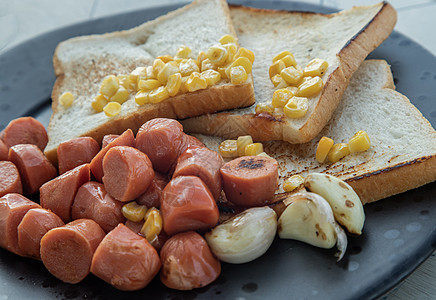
(272, 88), (293, 108)
(197, 51), (207, 64)
(283, 96), (308, 119)
(257, 152), (272, 158)
(283, 174), (304, 192)
(179, 76), (189, 94)
(179, 58), (200, 76)
(186, 72), (207, 92)
(109, 86), (130, 104)
(201, 58), (216, 72)
(175, 45), (192, 59)
(281, 54), (297, 67)
(145, 66), (155, 79)
(206, 45), (228, 66)
(141, 208), (163, 243)
(271, 74), (282, 87)
(157, 61), (179, 85)
(304, 58), (328, 77)
(237, 135), (253, 156)
(219, 34), (237, 45)
(217, 65), (228, 80)
(297, 76), (324, 97)
(152, 58), (165, 78)
(100, 75), (119, 98)
(225, 57), (252, 79)
(138, 79), (161, 92)
(166, 73), (182, 97)
(135, 91), (149, 105)
(129, 67), (146, 84)
(149, 86), (169, 103)
(156, 55), (173, 63)
(103, 102), (121, 117)
(245, 143), (264, 156)
(201, 69), (221, 86)
(276, 78), (289, 89)
(59, 92), (74, 108)
(269, 59), (286, 79)
(348, 130), (371, 153)
(122, 201), (147, 222)
(229, 66), (248, 84)
(286, 86), (299, 95)
(118, 75), (135, 91)
(255, 103), (274, 114)
(91, 94), (108, 112)
(272, 51), (294, 63)
(219, 140), (238, 158)
(224, 44), (238, 64)
(281, 66), (303, 85)
(328, 143), (350, 163)
(315, 136), (334, 163)
(235, 47), (255, 64)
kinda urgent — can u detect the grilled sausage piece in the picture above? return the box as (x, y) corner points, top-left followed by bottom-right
(101, 134), (119, 148)
(40, 219), (105, 284)
(90, 223), (161, 291)
(8, 144), (57, 195)
(0, 193), (41, 255)
(161, 176), (219, 235)
(17, 208), (64, 260)
(72, 181), (125, 233)
(40, 164), (90, 222)
(90, 129), (135, 182)
(220, 156), (279, 207)
(135, 118), (184, 174)
(136, 172), (169, 208)
(178, 133), (205, 154)
(102, 146), (154, 202)
(0, 117), (48, 151)
(173, 145), (224, 200)
(160, 231), (221, 290)
(57, 137), (100, 174)
(0, 161), (23, 197)
(0, 139), (8, 161)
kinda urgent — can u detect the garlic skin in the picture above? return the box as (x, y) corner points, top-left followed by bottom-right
(205, 206), (277, 264)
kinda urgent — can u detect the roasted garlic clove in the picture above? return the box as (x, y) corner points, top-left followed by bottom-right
(205, 206), (277, 264)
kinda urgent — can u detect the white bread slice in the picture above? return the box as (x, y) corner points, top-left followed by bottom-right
(45, 0), (255, 164)
(182, 3), (397, 144)
(197, 60), (436, 205)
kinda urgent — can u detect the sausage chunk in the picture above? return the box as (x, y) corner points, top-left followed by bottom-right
(17, 208), (64, 260)
(135, 118), (184, 174)
(40, 164), (90, 222)
(8, 144), (57, 195)
(220, 156), (278, 207)
(0, 161), (23, 197)
(101, 134), (119, 148)
(160, 231), (221, 290)
(91, 223), (161, 291)
(178, 133), (205, 154)
(161, 176), (219, 235)
(102, 146), (154, 202)
(0, 139), (8, 161)
(72, 182), (125, 233)
(136, 172), (169, 208)
(0, 117), (48, 151)
(173, 145), (224, 200)
(0, 193), (41, 255)
(57, 137), (100, 174)
(40, 219), (105, 284)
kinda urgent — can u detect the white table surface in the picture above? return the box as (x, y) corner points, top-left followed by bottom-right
(0, 0), (435, 299)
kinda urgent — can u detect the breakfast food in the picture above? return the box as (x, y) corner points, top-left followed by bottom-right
(57, 137), (99, 174)
(0, 161), (23, 197)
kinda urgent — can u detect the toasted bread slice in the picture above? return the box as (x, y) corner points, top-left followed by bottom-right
(182, 3), (397, 144)
(197, 60), (436, 205)
(45, 0), (255, 164)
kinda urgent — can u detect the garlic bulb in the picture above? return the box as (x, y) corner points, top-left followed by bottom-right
(205, 206), (277, 264)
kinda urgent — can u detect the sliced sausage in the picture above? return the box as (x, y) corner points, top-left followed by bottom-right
(8, 144), (57, 195)
(72, 182), (125, 233)
(0, 117), (48, 151)
(136, 172), (169, 208)
(17, 208), (64, 260)
(173, 145), (224, 200)
(40, 164), (90, 222)
(101, 134), (119, 148)
(161, 176), (219, 235)
(135, 118), (184, 174)
(0, 139), (8, 161)
(160, 231), (221, 290)
(178, 133), (205, 154)
(57, 137), (100, 174)
(220, 156), (278, 207)
(0, 193), (40, 255)
(90, 129), (134, 182)
(0, 161), (23, 197)
(102, 146), (154, 202)
(90, 223), (161, 291)
(124, 219), (169, 252)
(40, 219), (105, 284)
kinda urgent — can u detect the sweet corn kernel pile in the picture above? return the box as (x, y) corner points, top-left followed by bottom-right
(316, 130), (371, 164)
(256, 51), (328, 119)
(86, 34), (255, 117)
(122, 202), (163, 244)
(218, 135), (270, 159)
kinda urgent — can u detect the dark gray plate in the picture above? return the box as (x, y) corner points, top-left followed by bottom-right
(0, 1), (435, 300)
